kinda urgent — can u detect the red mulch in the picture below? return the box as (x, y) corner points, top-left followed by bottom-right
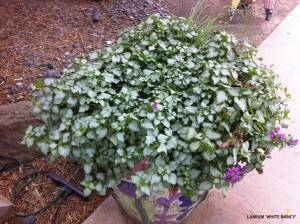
(0, 0), (169, 105)
(0, 157), (109, 224)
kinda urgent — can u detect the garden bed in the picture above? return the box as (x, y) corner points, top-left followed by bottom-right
(0, 0), (169, 105)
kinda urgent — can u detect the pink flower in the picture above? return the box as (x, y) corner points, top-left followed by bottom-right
(252, 83), (257, 88)
(152, 103), (158, 109)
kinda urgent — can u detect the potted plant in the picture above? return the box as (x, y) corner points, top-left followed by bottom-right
(23, 10), (297, 224)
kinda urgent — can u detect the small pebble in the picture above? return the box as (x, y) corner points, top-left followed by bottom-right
(47, 63), (54, 69)
(15, 82), (24, 88)
(73, 43), (81, 48)
(43, 156), (50, 163)
(21, 215), (36, 224)
(66, 53), (76, 58)
(44, 69), (59, 78)
(53, 73), (62, 78)
(11, 86), (20, 94)
(0, 75), (6, 82)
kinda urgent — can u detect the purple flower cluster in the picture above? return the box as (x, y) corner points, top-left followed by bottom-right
(265, 152), (272, 159)
(278, 133), (285, 140)
(252, 83), (257, 88)
(223, 164), (247, 184)
(269, 129), (275, 139)
(269, 127), (298, 147)
(269, 127), (282, 139)
(288, 139), (299, 147)
(152, 103), (158, 109)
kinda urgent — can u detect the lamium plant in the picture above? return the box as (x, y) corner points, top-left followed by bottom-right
(24, 14), (297, 201)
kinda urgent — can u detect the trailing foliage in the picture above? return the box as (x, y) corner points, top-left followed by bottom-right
(24, 14), (296, 200)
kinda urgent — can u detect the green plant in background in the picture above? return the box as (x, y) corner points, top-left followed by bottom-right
(24, 13), (297, 200)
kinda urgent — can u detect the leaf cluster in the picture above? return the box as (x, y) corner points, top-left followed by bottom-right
(24, 14), (292, 198)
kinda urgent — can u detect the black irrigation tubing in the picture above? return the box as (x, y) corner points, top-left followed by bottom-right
(0, 155), (70, 219)
(0, 154), (27, 173)
(51, 187), (72, 224)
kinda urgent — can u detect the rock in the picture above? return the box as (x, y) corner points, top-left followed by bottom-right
(0, 101), (42, 172)
(0, 75), (6, 83)
(144, 0), (153, 5)
(39, 50), (47, 57)
(21, 215), (36, 224)
(73, 43), (81, 48)
(66, 53), (76, 58)
(43, 72), (50, 78)
(0, 195), (12, 223)
(10, 86), (20, 94)
(27, 61), (33, 66)
(53, 73), (62, 78)
(82, 48), (89, 53)
(34, 61), (41, 66)
(46, 63), (54, 69)
(20, 30), (27, 35)
(7, 95), (17, 103)
(44, 69), (60, 78)
(105, 41), (112, 46)
(43, 156), (50, 163)
(15, 82), (24, 89)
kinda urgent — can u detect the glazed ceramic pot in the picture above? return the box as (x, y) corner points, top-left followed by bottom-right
(112, 179), (210, 224)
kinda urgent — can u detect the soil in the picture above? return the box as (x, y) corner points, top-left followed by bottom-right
(0, 0), (299, 223)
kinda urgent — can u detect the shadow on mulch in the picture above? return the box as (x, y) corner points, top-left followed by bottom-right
(0, 157), (109, 224)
